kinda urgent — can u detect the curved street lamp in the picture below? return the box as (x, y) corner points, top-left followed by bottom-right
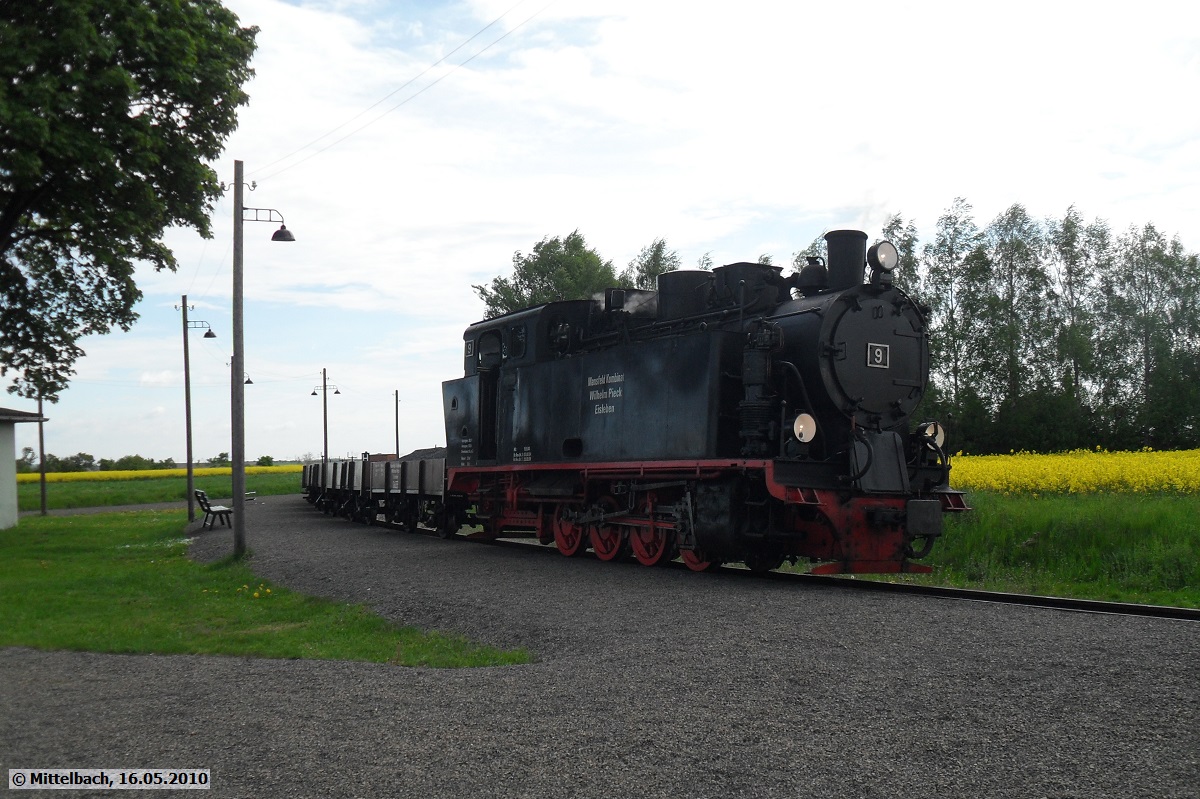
(231, 159), (294, 557)
(177, 295), (216, 523)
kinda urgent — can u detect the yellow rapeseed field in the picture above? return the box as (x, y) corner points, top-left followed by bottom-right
(16, 464), (303, 484)
(951, 449), (1200, 494)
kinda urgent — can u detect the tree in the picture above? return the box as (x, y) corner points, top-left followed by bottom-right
(473, 231), (619, 318)
(0, 1), (258, 400)
(256, 455), (274, 466)
(1097, 223), (1200, 447)
(15, 446), (35, 473)
(791, 234), (828, 268)
(207, 452), (230, 467)
(1045, 206), (1107, 407)
(619, 238), (680, 290)
(881, 213), (921, 294)
(921, 198), (983, 411)
(98, 454), (176, 470)
(975, 203), (1051, 407)
(42, 452), (95, 472)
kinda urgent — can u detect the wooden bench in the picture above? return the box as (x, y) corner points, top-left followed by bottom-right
(195, 489), (232, 530)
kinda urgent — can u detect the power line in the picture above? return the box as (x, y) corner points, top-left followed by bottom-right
(249, 1), (526, 178)
(252, 0), (557, 184)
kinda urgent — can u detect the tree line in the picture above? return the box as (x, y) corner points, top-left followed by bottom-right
(897, 199), (1199, 454)
(475, 199), (1200, 454)
(15, 449), (277, 473)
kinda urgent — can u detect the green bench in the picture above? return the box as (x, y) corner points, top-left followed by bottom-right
(195, 489), (232, 530)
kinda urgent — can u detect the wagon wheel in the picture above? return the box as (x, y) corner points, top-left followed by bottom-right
(437, 505), (460, 539)
(630, 494), (674, 567)
(588, 496), (625, 562)
(553, 504), (588, 557)
(680, 548), (720, 572)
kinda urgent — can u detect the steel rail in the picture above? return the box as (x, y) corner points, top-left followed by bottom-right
(766, 570), (1200, 622)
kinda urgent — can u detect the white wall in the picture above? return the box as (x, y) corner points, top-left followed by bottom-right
(0, 422), (17, 529)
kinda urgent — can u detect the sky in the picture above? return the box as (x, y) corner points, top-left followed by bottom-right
(11, 0), (1200, 464)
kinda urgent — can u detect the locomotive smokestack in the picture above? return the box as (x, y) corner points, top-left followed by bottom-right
(824, 229), (868, 291)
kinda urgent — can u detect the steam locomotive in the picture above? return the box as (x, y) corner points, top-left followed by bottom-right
(303, 229), (967, 573)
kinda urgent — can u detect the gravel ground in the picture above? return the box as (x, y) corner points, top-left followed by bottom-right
(3, 496), (1197, 798)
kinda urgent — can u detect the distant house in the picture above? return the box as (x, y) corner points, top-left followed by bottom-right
(0, 407), (47, 529)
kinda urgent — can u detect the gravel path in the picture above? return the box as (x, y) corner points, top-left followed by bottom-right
(3, 496), (1197, 798)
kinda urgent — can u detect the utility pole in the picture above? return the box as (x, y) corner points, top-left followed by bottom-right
(232, 161), (246, 557)
(37, 395), (46, 516)
(181, 296), (196, 522)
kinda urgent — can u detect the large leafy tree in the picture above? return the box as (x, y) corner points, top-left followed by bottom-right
(1045, 206), (1107, 404)
(881, 213), (921, 294)
(976, 203), (1052, 406)
(921, 197), (983, 411)
(1096, 223), (1200, 447)
(473, 230), (619, 318)
(0, 0), (257, 400)
(619, 238), (680, 290)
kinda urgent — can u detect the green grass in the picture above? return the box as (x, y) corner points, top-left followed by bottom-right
(0, 510), (531, 667)
(876, 492), (1200, 608)
(18, 472), (301, 511)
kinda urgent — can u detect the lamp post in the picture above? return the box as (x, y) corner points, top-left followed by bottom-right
(177, 295), (216, 522)
(231, 159), (293, 557)
(312, 369), (340, 474)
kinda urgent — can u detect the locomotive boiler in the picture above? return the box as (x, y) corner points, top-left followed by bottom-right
(429, 229), (967, 573)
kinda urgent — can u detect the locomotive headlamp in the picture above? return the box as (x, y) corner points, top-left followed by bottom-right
(793, 413), (817, 443)
(867, 241), (900, 273)
(921, 421), (946, 448)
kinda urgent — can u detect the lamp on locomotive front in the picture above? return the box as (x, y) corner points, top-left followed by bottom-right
(867, 240), (900, 285)
(792, 412), (818, 444)
(920, 421), (947, 448)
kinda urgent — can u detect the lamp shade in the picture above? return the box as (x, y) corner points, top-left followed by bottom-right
(271, 224), (295, 242)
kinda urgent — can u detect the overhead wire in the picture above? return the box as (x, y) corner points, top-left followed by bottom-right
(251, 0), (558, 184)
(249, 0), (531, 180)
(180, 1), (554, 307)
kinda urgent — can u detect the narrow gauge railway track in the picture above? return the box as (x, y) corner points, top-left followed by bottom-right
(376, 518), (1200, 623)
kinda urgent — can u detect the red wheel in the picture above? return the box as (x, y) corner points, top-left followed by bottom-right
(680, 548), (719, 572)
(588, 496), (624, 562)
(631, 524), (672, 566)
(630, 496), (673, 566)
(589, 523), (624, 561)
(553, 505), (587, 557)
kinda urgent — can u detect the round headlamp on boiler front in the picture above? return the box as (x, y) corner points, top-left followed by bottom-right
(867, 240), (900, 273)
(792, 412), (817, 443)
(920, 420), (946, 448)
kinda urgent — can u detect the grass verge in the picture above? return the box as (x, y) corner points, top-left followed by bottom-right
(875, 492), (1200, 608)
(18, 472), (301, 511)
(0, 510), (531, 667)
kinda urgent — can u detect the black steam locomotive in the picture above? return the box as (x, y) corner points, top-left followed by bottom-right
(303, 230), (966, 573)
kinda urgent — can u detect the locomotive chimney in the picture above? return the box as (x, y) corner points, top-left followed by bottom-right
(824, 229), (868, 291)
